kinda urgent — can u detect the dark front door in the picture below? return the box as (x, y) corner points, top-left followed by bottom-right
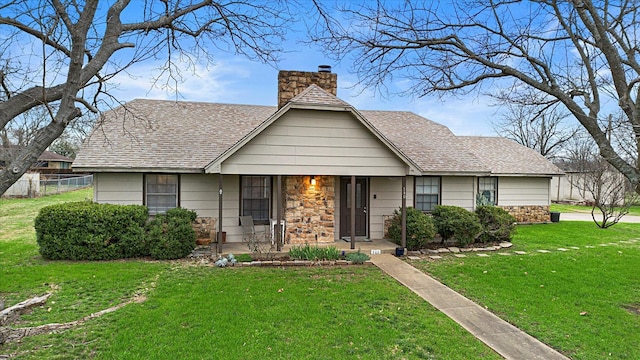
(340, 177), (368, 237)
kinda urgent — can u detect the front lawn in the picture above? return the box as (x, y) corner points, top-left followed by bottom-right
(0, 190), (499, 359)
(415, 221), (640, 360)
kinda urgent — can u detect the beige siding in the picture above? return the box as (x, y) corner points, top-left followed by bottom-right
(222, 109), (407, 176)
(94, 173), (143, 205)
(180, 174), (244, 242)
(94, 173), (247, 242)
(366, 177), (414, 240)
(441, 176), (475, 210)
(498, 177), (551, 206)
(180, 174), (219, 217)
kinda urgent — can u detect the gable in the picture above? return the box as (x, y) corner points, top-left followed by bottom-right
(218, 109), (408, 176)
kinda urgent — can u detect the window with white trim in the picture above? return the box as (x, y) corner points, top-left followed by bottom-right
(146, 174), (179, 215)
(241, 176), (271, 224)
(478, 177), (497, 205)
(415, 177), (440, 211)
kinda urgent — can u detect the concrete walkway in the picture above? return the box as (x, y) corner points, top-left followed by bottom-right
(371, 254), (569, 360)
(558, 212), (640, 223)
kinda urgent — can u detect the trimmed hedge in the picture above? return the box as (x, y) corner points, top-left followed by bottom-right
(432, 205), (482, 246)
(475, 206), (516, 243)
(388, 207), (436, 250)
(35, 201), (149, 260)
(35, 202), (197, 261)
(147, 208), (198, 260)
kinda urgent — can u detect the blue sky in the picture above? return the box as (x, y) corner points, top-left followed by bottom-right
(109, 38), (500, 137)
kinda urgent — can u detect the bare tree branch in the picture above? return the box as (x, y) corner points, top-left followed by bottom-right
(0, 0), (294, 195)
(312, 0), (640, 192)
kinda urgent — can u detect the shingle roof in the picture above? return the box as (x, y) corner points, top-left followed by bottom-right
(39, 151), (74, 162)
(458, 136), (564, 175)
(361, 110), (488, 174)
(74, 89), (561, 176)
(73, 100), (275, 171)
(289, 84), (350, 107)
(0, 147), (73, 163)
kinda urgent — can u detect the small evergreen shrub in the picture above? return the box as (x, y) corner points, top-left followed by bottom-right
(475, 206), (516, 243)
(147, 208), (197, 260)
(388, 207), (436, 250)
(35, 201), (149, 260)
(432, 205), (482, 247)
(345, 250), (370, 264)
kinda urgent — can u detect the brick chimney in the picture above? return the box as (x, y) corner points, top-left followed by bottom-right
(277, 65), (338, 108)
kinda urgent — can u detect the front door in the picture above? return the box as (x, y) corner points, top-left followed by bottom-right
(340, 177), (368, 237)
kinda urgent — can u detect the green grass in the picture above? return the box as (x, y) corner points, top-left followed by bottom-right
(551, 203), (640, 216)
(1, 190), (500, 359)
(414, 221), (640, 360)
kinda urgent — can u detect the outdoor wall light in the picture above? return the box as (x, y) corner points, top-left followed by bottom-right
(310, 176), (316, 186)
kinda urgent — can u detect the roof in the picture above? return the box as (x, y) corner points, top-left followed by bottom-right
(39, 151), (74, 162)
(0, 147), (73, 163)
(74, 86), (561, 177)
(74, 100), (275, 172)
(458, 136), (564, 176)
(361, 110), (488, 174)
(289, 84), (351, 107)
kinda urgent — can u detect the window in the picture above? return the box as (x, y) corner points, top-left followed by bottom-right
(478, 177), (497, 205)
(241, 176), (271, 224)
(415, 177), (440, 211)
(146, 174), (179, 215)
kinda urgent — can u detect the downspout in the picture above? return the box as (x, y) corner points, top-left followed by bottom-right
(401, 176), (407, 249)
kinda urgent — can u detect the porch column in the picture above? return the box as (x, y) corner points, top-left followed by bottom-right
(351, 175), (356, 249)
(217, 173), (223, 255)
(401, 176), (407, 249)
(276, 175), (282, 251)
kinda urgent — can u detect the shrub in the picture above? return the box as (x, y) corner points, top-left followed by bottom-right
(432, 205), (482, 247)
(387, 207), (436, 250)
(35, 201), (149, 260)
(345, 250), (370, 264)
(147, 208), (197, 260)
(475, 206), (516, 243)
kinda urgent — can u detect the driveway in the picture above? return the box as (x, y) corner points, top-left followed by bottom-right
(557, 212), (640, 223)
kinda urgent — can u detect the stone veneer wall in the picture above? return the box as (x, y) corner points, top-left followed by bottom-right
(285, 176), (335, 244)
(278, 70), (338, 108)
(192, 217), (216, 241)
(500, 205), (550, 223)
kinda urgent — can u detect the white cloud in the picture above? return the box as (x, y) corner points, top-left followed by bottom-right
(103, 54), (498, 136)
(107, 57), (261, 104)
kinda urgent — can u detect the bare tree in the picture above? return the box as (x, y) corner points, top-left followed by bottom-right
(0, 0), (293, 195)
(561, 131), (637, 227)
(583, 156), (637, 228)
(493, 92), (578, 159)
(312, 0), (640, 193)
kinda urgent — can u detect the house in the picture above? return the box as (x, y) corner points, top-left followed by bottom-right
(0, 148), (73, 171)
(2, 148), (76, 198)
(73, 67), (563, 248)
